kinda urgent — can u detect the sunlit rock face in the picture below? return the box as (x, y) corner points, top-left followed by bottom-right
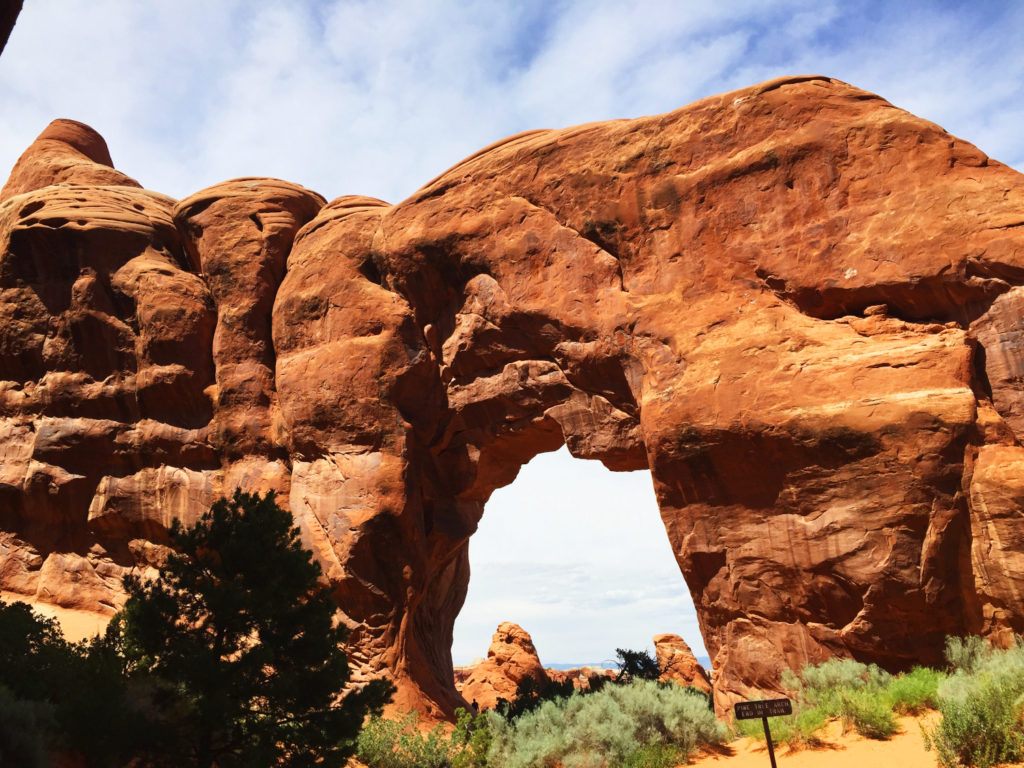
(655, 633), (712, 693)
(2, 75), (1024, 718)
(456, 622), (550, 710)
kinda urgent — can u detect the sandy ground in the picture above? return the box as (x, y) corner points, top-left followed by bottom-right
(690, 715), (952, 768)
(0, 589), (110, 641)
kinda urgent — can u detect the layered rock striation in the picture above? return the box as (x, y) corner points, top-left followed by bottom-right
(2, 76), (1024, 717)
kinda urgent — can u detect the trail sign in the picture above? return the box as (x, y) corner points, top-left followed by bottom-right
(734, 698), (792, 768)
(734, 698), (793, 719)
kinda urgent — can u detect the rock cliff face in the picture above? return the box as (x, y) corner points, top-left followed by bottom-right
(2, 76), (1024, 717)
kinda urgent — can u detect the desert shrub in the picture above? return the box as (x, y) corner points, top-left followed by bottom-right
(945, 635), (991, 674)
(357, 711), (456, 768)
(886, 665), (944, 714)
(487, 679), (726, 768)
(733, 703), (829, 749)
(621, 742), (685, 768)
(0, 685), (55, 768)
(742, 656), (945, 749)
(924, 638), (1024, 767)
(495, 673), (576, 721)
(837, 687), (898, 739)
(357, 708), (494, 768)
(786, 657), (896, 739)
(796, 658), (891, 711)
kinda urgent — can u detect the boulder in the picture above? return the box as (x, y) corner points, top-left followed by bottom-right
(457, 622), (549, 711)
(654, 633), (712, 693)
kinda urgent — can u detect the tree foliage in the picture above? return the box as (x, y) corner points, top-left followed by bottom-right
(112, 489), (392, 767)
(0, 599), (150, 767)
(614, 647), (662, 684)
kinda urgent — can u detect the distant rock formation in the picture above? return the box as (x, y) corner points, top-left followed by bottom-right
(455, 623), (549, 710)
(545, 665), (616, 690)
(3, 75), (1024, 718)
(654, 633), (712, 693)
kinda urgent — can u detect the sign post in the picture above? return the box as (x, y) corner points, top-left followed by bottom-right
(733, 698), (792, 768)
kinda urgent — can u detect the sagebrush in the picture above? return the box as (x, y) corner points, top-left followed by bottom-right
(924, 637), (1024, 768)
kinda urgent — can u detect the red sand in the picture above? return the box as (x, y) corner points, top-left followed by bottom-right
(688, 714), (1020, 768)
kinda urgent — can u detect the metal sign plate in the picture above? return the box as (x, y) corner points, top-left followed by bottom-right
(734, 698), (793, 720)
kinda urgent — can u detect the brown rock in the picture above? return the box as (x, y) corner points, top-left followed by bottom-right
(0, 119), (141, 201)
(2, 77), (1024, 719)
(457, 623), (549, 710)
(545, 665), (616, 690)
(654, 633), (712, 693)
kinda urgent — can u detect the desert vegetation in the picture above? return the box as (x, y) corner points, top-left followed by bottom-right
(736, 657), (941, 746)
(923, 636), (1024, 767)
(6, 493), (1024, 767)
(358, 647), (722, 768)
(357, 639), (1024, 768)
(358, 680), (724, 768)
(0, 491), (391, 768)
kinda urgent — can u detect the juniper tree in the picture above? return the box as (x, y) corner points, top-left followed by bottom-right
(114, 490), (391, 768)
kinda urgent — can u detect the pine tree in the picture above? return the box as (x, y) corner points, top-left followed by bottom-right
(114, 490), (392, 767)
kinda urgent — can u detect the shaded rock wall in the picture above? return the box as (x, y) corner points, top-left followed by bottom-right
(2, 76), (1024, 717)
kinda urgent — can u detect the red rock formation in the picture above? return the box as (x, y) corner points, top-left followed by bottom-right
(456, 622), (549, 710)
(544, 666), (616, 690)
(0, 119), (141, 201)
(654, 633), (712, 693)
(3, 76), (1024, 719)
(456, 658), (612, 695)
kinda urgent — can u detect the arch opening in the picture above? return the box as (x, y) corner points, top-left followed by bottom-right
(451, 445), (708, 675)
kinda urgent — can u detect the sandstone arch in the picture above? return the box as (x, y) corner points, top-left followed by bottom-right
(2, 75), (1024, 717)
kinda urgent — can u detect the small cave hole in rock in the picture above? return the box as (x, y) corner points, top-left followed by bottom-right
(452, 445), (708, 673)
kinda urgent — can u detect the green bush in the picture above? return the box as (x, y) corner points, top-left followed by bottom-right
(797, 658), (891, 711)
(924, 638), (1024, 767)
(487, 680), (726, 768)
(621, 742), (686, 768)
(357, 708), (494, 768)
(838, 687), (898, 739)
(0, 685), (55, 768)
(358, 711), (456, 768)
(733, 703), (829, 749)
(785, 657), (897, 739)
(886, 666), (944, 715)
(944, 635), (991, 674)
(495, 673), (576, 721)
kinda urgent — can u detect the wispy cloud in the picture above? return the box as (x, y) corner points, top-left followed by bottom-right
(4, 1), (1018, 204)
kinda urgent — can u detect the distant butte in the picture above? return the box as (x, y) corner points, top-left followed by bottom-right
(2, 76), (1024, 718)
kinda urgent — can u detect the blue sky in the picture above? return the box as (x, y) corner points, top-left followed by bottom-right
(2, 0), (1021, 665)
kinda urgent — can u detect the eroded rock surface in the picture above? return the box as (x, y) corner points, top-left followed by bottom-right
(654, 633), (712, 693)
(2, 76), (1024, 718)
(455, 622), (549, 710)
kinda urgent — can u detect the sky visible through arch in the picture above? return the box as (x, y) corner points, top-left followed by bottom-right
(451, 446), (701, 666)
(1, 0), (1022, 667)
